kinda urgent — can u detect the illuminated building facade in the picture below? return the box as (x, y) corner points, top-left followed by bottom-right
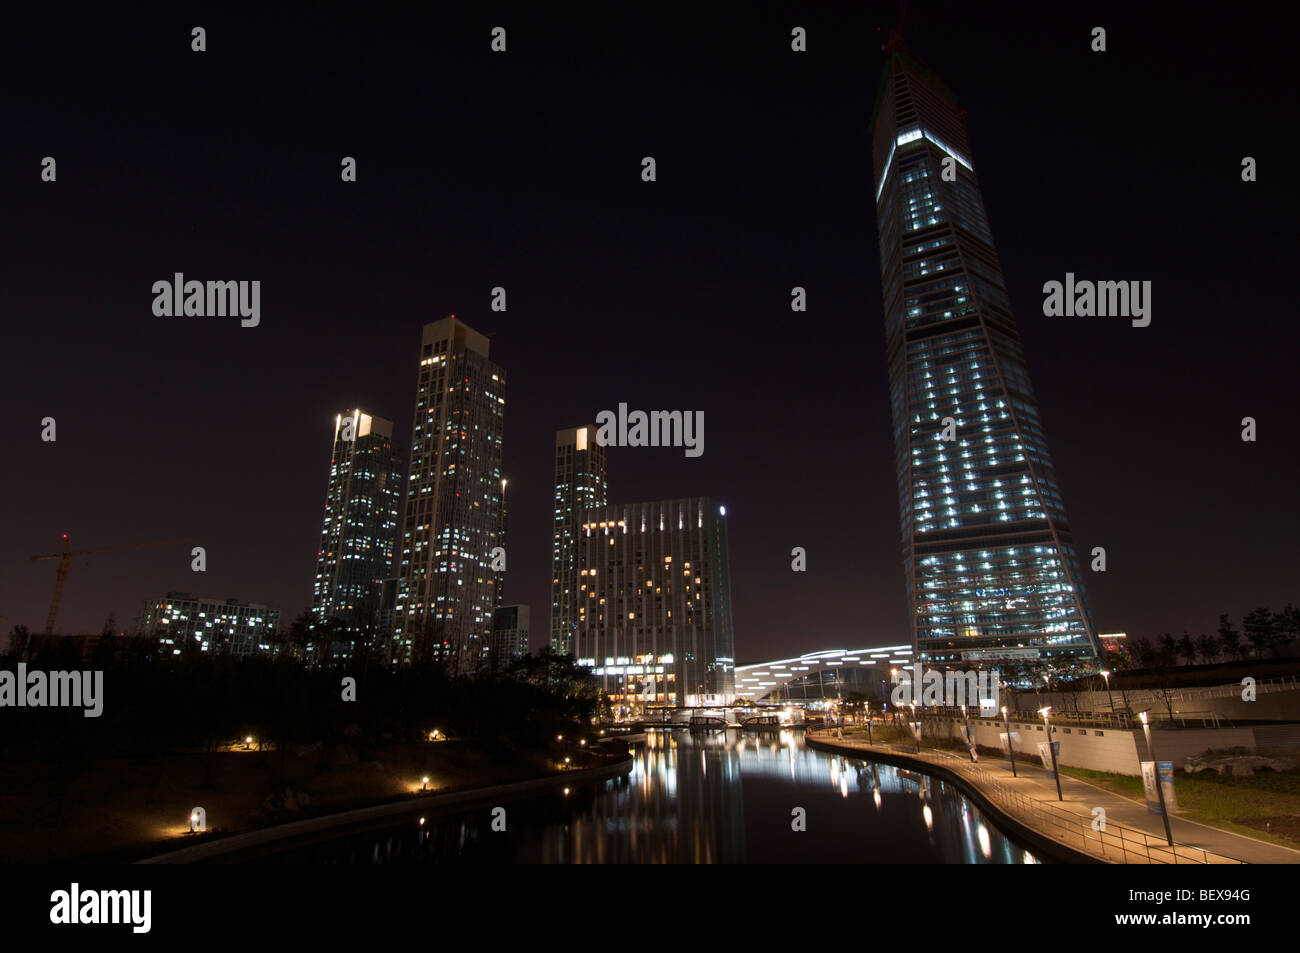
(310, 408), (401, 663)
(550, 424), (608, 656)
(574, 497), (735, 711)
(871, 30), (1100, 669)
(138, 592), (279, 658)
(392, 316), (507, 674)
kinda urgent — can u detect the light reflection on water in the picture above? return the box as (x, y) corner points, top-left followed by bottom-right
(264, 729), (1040, 864)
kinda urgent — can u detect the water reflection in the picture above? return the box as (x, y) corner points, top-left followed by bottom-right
(260, 729), (1040, 864)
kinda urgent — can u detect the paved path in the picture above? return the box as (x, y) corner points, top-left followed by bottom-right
(806, 730), (1300, 864)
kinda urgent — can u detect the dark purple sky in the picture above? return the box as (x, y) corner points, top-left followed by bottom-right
(2, 2), (1295, 663)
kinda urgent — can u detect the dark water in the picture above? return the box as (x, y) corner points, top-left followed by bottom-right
(258, 729), (1040, 863)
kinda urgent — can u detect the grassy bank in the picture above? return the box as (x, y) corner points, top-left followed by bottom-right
(1058, 764), (1300, 850)
(0, 740), (594, 863)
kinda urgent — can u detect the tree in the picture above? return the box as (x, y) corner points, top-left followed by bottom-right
(844, 691), (869, 723)
(1157, 633), (1178, 667)
(1216, 614), (1242, 661)
(311, 617), (346, 668)
(288, 611), (314, 663)
(6, 625), (31, 662)
(1129, 637), (1153, 669)
(1242, 607), (1278, 659)
(1176, 632), (1197, 666)
(1194, 633), (1218, 664)
(93, 612), (120, 667)
(1273, 604), (1300, 657)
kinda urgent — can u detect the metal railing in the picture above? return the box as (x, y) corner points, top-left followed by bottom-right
(807, 729), (1244, 865)
(921, 705), (1134, 730)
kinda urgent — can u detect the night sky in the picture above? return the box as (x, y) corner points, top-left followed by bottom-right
(3, 1), (1295, 663)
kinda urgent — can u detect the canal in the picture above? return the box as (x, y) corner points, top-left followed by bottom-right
(257, 728), (1041, 863)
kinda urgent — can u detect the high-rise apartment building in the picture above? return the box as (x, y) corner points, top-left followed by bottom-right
(309, 409), (401, 663)
(573, 497), (735, 712)
(392, 316), (506, 674)
(550, 425), (608, 656)
(871, 30), (1100, 669)
(490, 604), (531, 672)
(139, 592), (279, 659)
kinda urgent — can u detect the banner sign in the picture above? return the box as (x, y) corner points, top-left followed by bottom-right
(1141, 761), (1179, 814)
(1036, 741), (1060, 779)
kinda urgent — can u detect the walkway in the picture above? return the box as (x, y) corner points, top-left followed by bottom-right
(806, 729), (1300, 864)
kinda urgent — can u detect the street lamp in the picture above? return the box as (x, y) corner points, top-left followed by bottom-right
(1139, 711), (1174, 846)
(909, 702), (920, 753)
(1039, 707), (1062, 801)
(1099, 670), (1116, 717)
(421, 776), (429, 792)
(1002, 706), (1016, 777)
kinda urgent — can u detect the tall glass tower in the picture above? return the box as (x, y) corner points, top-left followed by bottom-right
(871, 30), (1100, 671)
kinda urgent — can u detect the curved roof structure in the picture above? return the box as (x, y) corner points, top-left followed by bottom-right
(734, 646), (914, 701)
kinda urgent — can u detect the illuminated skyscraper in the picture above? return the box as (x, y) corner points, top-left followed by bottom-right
(574, 497), (735, 712)
(392, 316), (506, 673)
(310, 409), (400, 663)
(871, 30), (1100, 669)
(550, 424), (608, 656)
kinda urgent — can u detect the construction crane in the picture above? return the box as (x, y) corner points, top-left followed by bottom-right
(31, 534), (193, 636)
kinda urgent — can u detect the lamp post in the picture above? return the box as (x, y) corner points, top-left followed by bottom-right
(1139, 711), (1175, 847)
(909, 702), (920, 753)
(1039, 707), (1062, 801)
(1100, 670), (1116, 718)
(1002, 706), (1016, 777)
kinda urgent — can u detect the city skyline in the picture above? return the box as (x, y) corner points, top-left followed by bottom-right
(3, 4), (1294, 666)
